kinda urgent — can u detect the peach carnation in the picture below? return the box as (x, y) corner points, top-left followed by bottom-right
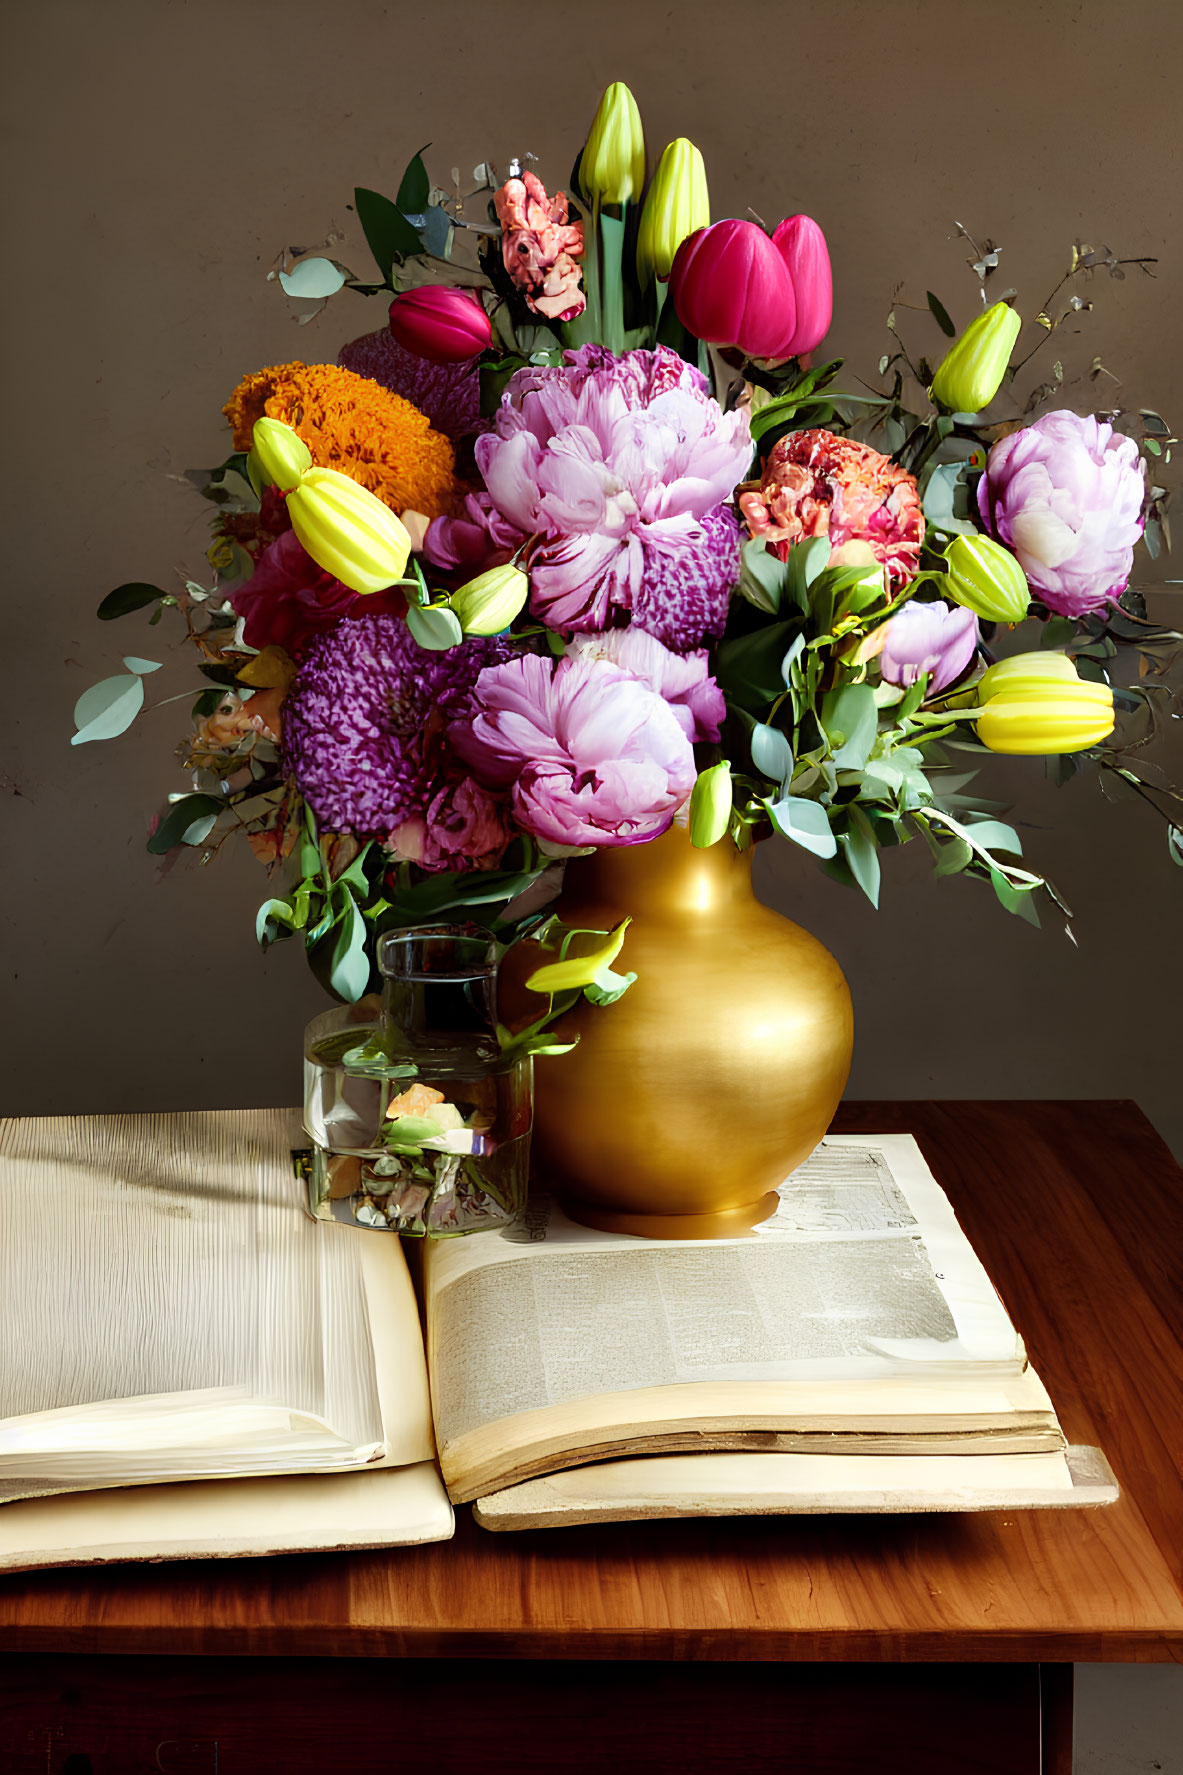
(223, 361), (458, 519)
(494, 172), (585, 323)
(740, 429), (925, 587)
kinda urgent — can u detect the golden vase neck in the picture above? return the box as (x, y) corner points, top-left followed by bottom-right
(559, 823), (754, 924)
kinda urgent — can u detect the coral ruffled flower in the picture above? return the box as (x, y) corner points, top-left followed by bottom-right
(494, 172), (585, 324)
(223, 361), (458, 519)
(426, 345), (750, 651)
(450, 651), (697, 848)
(740, 429), (925, 588)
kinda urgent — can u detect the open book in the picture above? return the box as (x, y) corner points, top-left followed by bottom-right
(0, 1109), (452, 1556)
(1, 1114), (1111, 1561)
(422, 1136), (1068, 1505)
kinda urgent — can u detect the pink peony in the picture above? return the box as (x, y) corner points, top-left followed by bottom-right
(427, 345), (750, 649)
(387, 775), (510, 873)
(740, 429), (925, 588)
(565, 627), (725, 744)
(494, 172), (585, 323)
(976, 410), (1145, 618)
(449, 651), (697, 848)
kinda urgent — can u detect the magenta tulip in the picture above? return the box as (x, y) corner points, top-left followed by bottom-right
(387, 286), (493, 364)
(668, 219), (797, 360)
(771, 215), (832, 357)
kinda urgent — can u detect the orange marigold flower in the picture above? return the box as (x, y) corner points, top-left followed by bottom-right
(223, 361), (458, 519)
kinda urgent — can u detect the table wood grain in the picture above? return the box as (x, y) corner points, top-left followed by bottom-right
(0, 1101), (1180, 1664)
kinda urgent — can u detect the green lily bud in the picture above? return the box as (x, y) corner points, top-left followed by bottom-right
(944, 534), (1030, 623)
(247, 416), (312, 495)
(581, 81), (646, 204)
(976, 678), (1114, 754)
(688, 760), (733, 848)
(448, 563), (529, 636)
(976, 650), (1078, 703)
(525, 920), (631, 995)
(636, 138), (709, 284)
(930, 301), (1021, 414)
(286, 466), (412, 594)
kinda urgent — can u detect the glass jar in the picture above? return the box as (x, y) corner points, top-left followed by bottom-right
(302, 925), (532, 1237)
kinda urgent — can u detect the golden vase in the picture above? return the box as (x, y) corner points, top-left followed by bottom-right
(523, 824), (854, 1239)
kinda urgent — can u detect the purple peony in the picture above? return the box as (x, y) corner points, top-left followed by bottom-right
(283, 612), (508, 837)
(878, 599), (978, 694)
(425, 344), (750, 651)
(449, 651), (697, 848)
(337, 327), (488, 444)
(977, 411), (1145, 618)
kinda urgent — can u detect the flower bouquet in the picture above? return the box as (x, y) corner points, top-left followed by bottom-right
(77, 82), (1179, 1234)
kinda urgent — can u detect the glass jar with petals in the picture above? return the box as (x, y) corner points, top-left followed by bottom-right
(301, 925), (532, 1237)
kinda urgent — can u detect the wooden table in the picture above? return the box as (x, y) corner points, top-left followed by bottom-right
(1, 1101), (1180, 1774)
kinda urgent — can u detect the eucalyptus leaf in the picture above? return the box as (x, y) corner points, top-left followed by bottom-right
(1168, 825), (1183, 868)
(926, 291), (957, 337)
(97, 582), (165, 621)
(751, 722), (794, 788)
(354, 186), (422, 279)
(842, 806), (881, 907)
(739, 537), (788, 614)
(147, 793), (224, 854)
(964, 818), (1023, 856)
(328, 892), (371, 1002)
(406, 603), (463, 651)
(71, 674), (146, 745)
(1040, 617), (1079, 649)
(922, 461), (978, 535)
(181, 812), (219, 846)
(122, 656), (162, 676)
(823, 683), (878, 770)
(765, 794), (837, 859)
(278, 257), (348, 300)
(933, 836), (974, 878)
(396, 146), (431, 213)
(713, 619), (803, 712)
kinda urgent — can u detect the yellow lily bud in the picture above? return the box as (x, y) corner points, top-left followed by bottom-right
(944, 534), (1030, 623)
(976, 650), (1079, 702)
(688, 760), (733, 848)
(247, 416), (312, 495)
(581, 81), (646, 204)
(976, 680), (1114, 754)
(930, 301), (1022, 414)
(525, 920), (631, 995)
(449, 564), (529, 636)
(286, 467), (412, 594)
(636, 138), (709, 283)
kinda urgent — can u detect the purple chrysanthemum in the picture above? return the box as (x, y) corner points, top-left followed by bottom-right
(283, 613), (508, 836)
(337, 329), (487, 444)
(630, 502), (741, 651)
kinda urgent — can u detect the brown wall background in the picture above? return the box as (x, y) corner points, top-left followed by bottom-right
(3, 0), (1181, 1156)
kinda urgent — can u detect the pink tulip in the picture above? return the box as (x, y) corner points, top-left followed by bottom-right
(771, 215), (832, 357)
(387, 286), (493, 364)
(668, 219), (797, 360)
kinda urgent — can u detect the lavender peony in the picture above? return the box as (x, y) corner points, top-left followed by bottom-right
(449, 651), (697, 848)
(426, 344), (750, 651)
(283, 612), (508, 837)
(565, 627), (725, 744)
(878, 599), (978, 694)
(977, 411), (1145, 618)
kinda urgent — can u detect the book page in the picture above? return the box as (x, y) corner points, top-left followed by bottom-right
(425, 1135), (1025, 1457)
(0, 1110), (398, 1489)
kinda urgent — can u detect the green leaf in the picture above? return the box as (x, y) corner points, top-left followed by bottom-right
(584, 965), (638, 1007)
(1040, 617), (1079, 649)
(353, 186), (423, 280)
(122, 656), (162, 675)
(784, 536), (832, 611)
(896, 675), (929, 723)
(278, 257), (348, 299)
(739, 537), (789, 614)
(764, 794), (838, 859)
(71, 674), (146, 745)
(1168, 826), (1183, 867)
(97, 582), (164, 621)
(823, 683), (878, 769)
(396, 146), (432, 213)
(406, 603), (463, 651)
(922, 461), (978, 535)
(990, 869), (1041, 926)
(927, 291), (957, 337)
(963, 818), (1022, 856)
(192, 688), (226, 718)
(933, 836), (974, 877)
(328, 892), (371, 1002)
(750, 722), (794, 787)
(842, 806), (881, 907)
(713, 619), (803, 711)
(147, 793), (224, 854)
(257, 896), (297, 946)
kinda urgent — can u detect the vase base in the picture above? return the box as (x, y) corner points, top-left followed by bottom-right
(558, 1189), (782, 1242)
